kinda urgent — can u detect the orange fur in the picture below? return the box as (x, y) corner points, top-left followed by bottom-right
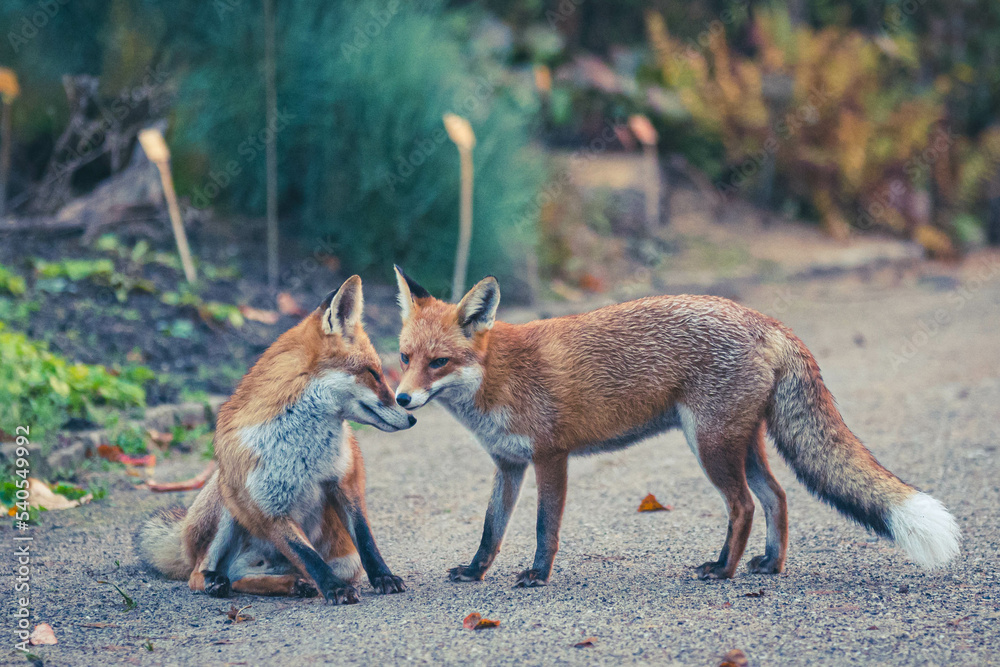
(394, 268), (959, 585)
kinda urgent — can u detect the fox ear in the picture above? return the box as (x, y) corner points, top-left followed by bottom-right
(321, 275), (364, 341)
(393, 265), (430, 320)
(456, 276), (499, 336)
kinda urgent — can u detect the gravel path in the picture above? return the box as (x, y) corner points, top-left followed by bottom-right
(10, 258), (1000, 666)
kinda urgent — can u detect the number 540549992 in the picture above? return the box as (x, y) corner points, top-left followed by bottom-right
(12, 426), (31, 522)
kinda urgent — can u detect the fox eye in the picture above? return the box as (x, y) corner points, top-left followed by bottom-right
(400, 352), (409, 366)
(367, 368), (380, 382)
(429, 357), (449, 369)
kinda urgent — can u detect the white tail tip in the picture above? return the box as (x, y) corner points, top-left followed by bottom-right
(888, 492), (961, 569)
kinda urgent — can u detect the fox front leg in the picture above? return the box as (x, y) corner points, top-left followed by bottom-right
(515, 455), (567, 588)
(450, 459), (527, 582)
(328, 488), (406, 595)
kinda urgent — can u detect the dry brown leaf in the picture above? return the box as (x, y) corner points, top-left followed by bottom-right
(720, 649), (748, 667)
(277, 292), (307, 316)
(637, 493), (672, 512)
(148, 461), (217, 493)
(238, 305), (280, 325)
(27, 479), (91, 511)
(225, 604), (254, 624)
(79, 622), (119, 629)
(29, 623), (57, 646)
(744, 589), (765, 598)
(462, 612), (499, 630)
(97, 444), (125, 462)
(573, 638), (597, 648)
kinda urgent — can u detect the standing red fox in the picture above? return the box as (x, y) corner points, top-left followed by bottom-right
(140, 276), (413, 604)
(392, 266), (960, 586)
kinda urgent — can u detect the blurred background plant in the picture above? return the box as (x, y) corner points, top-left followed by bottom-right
(1, 0), (999, 442)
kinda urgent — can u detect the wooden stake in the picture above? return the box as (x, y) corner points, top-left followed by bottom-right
(444, 114), (476, 302)
(0, 67), (19, 219)
(263, 0), (279, 289)
(629, 114), (662, 234)
(137, 128), (197, 284)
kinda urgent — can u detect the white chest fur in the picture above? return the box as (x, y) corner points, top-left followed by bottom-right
(241, 376), (353, 517)
(440, 395), (534, 464)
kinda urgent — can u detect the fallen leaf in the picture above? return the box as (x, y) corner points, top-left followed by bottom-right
(573, 637), (597, 648)
(277, 292), (307, 316)
(79, 622), (119, 629)
(239, 305), (280, 325)
(119, 453), (155, 467)
(97, 444), (125, 462)
(720, 649), (748, 667)
(578, 273), (605, 293)
(27, 479), (91, 510)
(225, 604), (254, 623)
(29, 624), (57, 646)
(463, 612), (500, 630)
(744, 589), (765, 598)
(720, 602), (733, 609)
(637, 493), (672, 512)
(148, 461), (217, 493)
(867, 625), (878, 630)
(947, 616), (971, 627)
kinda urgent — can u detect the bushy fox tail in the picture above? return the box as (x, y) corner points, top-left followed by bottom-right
(138, 508), (191, 580)
(766, 333), (960, 569)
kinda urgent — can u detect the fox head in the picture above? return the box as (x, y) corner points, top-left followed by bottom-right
(305, 275), (415, 431)
(392, 266), (499, 409)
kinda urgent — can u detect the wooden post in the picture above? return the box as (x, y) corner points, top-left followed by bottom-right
(443, 113), (476, 302)
(0, 68), (19, 219)
(629, 114), (661, 234)
(137, 128), (197, 284)
(263, 0), (280, 289)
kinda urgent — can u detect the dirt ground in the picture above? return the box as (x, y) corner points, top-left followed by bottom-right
(8, 254), (1000, 666)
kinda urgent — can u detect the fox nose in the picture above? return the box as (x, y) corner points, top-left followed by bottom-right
(407, 414), (416, 426)
(396, 393), (411, 407)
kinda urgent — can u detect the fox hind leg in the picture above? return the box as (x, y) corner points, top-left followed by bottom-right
(681, 408), (756, 580)
(745, 422), (788, 574)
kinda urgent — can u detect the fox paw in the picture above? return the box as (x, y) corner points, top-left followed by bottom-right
(294, 579), (319, 598)
(513, 569), (548, 588)
(371, 574), (406, 595)
(202, 571), (231, 598)
(695, 561), (734, 580)
(321, 584), (361, 605)
(748, 555), (784, 575)
(448, 566), (485, 582)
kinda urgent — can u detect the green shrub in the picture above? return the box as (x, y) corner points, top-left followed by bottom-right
(172, 1), (544, 295)
(0, 324), (152, 440)
(0, 263), (26, 296)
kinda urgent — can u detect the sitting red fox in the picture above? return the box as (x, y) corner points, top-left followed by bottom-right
(140, 276), (413, 604)
(391, 266), (960, 587)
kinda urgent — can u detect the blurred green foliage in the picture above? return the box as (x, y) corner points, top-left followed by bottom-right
(0, 322), (152, 439)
